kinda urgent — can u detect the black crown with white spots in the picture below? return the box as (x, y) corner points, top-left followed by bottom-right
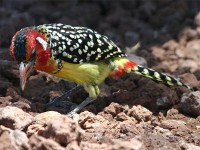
(35, 23), (126, 64)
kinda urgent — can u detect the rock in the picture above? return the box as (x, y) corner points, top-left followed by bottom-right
(79, 111), (139, 143)
(0, 106), (33, 130)
(184, 39), (200, 61)
(112, 138), (146, 150)
(70, 4), (101, 27)
(136, 133), (178, 149)
(194, 12), (200, 26)
(0, 12), (35, 46)
(127, 105), (152, 122)
(66, 141), (81, 150)
(194, 69), (200, 80)
(188, 132), (200, 146)
(0, 48), (12, 61)
(166, 108), (179, 118)
(175, 48), (185, 58)
(159, 119), (187, 130)
(162, 39), (179, 51)
(179, 73), (200, 89)
(29, 134), (65, 150)
(80, 138), (145, 150)
(27, 124), (45, 137)
(79, 111), (108, 129)
(0, 96), (14, 107)
(179, 91), (200, 117)
(11, 101), (31, 111)
(178, 60), (199, 72)
(151, 46), (165, 61)
(23, 73), (47, 98)
(179, 27), (198, 41)
(116, 119), (139, 136)
(103, 102), (129, 118)
(33, 111), (83, 146)
(0, 80), (12, 96)
(156, 96), (172, 109)
(0, 125), (29, 150)
(80, 142), (111, 150)
(154, 126), (173, 138)
(138, 1), (156, 20)
(114, 112), (130, 121)
(6, 87), (32, 111)
(179, 140), (200, 150)
(0, 60), (19, 80)
(124, 31), (140, 47)
(34, 111), (63, 124)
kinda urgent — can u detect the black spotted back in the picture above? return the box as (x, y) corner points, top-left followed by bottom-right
(36, 23), (126, 64)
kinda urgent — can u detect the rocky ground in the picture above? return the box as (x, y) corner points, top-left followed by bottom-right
(0, 0), (200, 150)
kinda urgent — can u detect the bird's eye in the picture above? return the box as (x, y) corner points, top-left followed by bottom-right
(29, 48), (36, 63)
(32, 48), (36, 54)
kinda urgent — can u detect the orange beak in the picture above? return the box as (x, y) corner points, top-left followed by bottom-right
(19, 62), (34, 91)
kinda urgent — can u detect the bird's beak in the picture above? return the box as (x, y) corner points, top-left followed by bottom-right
(19, 62), (34, 91)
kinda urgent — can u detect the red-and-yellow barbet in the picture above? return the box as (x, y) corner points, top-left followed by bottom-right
(9, 23), (192, 116)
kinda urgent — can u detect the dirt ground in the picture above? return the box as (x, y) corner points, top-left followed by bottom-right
(0, 0), (200, 150)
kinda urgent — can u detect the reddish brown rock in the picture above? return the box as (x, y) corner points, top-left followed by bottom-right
(195, 12), (200, 26)
(0, 125), (29, 150)
(159, 119), (187, 130)
(80, 142), (111, 150)
(179, 73), (200, 89)
(127, 105), (152, 122)
(79, 111), (109, 130)
(103, 102), (129, 118)
(0, 106), (33, 130)
(27, 124), (45, 137)
(0, 96), (14, 107)
(29, 134), (65, 150)
(136, 133), (179, 149)
(111, 138), (146, 150)
(80, 138), (145, 150)
(33, 111), (83, 146)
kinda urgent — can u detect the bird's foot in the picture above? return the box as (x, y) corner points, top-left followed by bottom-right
(44, 85), (81, 108)
(67, 97), (96, 117)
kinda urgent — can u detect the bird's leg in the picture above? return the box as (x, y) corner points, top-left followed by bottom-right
(44, 85), (82, 108)
(66, 83), (99, 117)
(67, 96), (96, 117)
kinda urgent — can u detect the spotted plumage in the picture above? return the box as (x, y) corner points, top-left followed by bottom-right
(33, 23), (126, 65)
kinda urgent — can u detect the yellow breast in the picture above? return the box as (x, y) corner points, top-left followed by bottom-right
(50, 61), (112, 86)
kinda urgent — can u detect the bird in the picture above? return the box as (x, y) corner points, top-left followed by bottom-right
(9, 23), (192, 116)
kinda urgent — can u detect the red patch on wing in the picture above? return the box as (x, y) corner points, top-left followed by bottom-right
(111, 60), (137, 78)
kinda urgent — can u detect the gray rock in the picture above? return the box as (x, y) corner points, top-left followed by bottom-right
(179, 91), (200, 117)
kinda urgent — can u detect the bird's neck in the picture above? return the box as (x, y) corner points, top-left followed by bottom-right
(34, 37), (57, 73)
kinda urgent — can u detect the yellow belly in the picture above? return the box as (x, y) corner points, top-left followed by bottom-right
(50, 61), (112, 85)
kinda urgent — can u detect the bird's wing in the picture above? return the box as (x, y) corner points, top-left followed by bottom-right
(37, 23), (126, 64)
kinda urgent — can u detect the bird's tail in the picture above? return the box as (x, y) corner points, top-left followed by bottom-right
(131, 65), (192, 90)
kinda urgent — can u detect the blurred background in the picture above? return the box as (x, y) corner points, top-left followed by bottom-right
(0, 0), (200, 73)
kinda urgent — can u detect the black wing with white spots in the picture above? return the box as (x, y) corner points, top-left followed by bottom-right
(36, 23), (126, 64)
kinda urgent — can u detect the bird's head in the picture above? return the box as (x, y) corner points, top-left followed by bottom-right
(10, 29), (51, 90)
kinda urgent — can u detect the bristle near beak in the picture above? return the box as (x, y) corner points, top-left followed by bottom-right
(19, 62), (34, 91)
